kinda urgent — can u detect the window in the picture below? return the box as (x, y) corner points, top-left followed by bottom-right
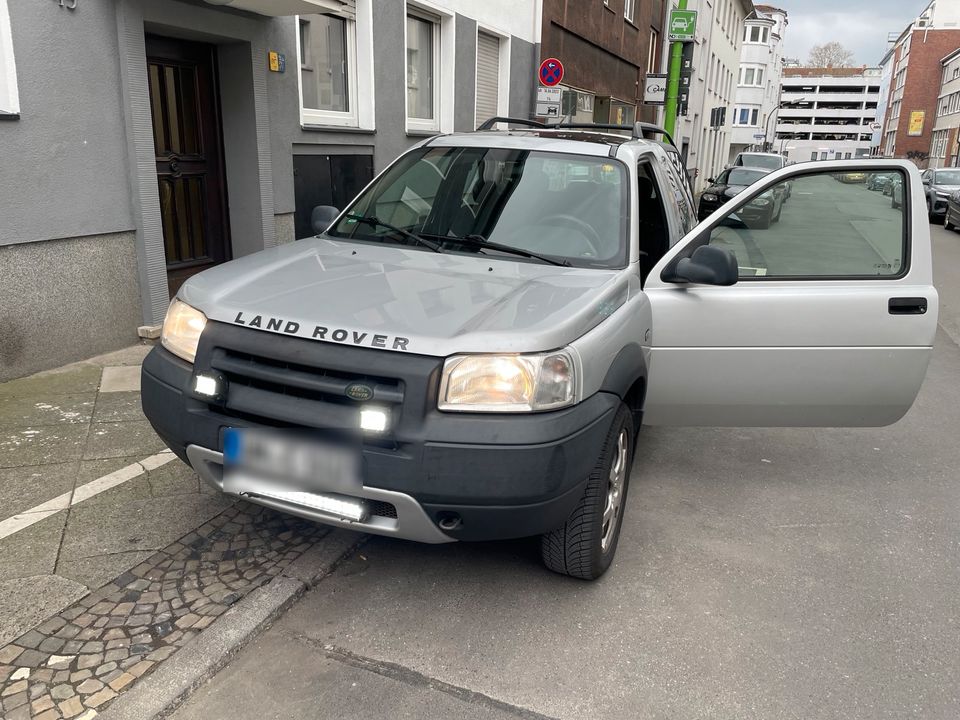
(328, 147), (630, 269)
(406, 10), (440, 131)
(733, 107), (760, 126)
(648, 29), (660, 73)
(739, 65), (764, 87)
(624, 0), (635, 23)
(744, 25), (769, 44)
(810, 151), (818, 161)
(0, 0), (18, 116)
(704, 170), (907, 278)
(820, 152), (828, 160)
(297, 2), (373, 129)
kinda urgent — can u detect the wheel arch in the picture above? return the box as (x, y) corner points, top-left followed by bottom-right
(598, 343), (647, 425)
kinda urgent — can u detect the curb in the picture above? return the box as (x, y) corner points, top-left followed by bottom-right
(99, 529), (367, 720)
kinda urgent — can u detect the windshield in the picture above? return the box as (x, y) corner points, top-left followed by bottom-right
(738, 154), (783, 170)
(934, 170), (960, 185)
(725, 168), (769, 186)
(327, 147), (629, 268)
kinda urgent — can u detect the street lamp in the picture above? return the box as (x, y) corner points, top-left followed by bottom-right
(764, 98), (805, 153)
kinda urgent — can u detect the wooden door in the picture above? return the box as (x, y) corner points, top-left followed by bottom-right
(146, 35), (230, 297)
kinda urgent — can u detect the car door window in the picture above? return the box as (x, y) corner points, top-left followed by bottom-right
(705, 169), (908, 278)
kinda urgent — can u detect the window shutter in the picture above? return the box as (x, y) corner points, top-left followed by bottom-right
(475, 32), (500, 127)
(312, 0), (355, 20)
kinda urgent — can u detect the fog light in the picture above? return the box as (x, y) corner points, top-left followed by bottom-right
(360, 407), (389, 433)
(193, 374), (220, 398)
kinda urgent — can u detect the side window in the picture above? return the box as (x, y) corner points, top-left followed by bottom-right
(657, 153), (695, 233)
(637, 162), (670, 281)
(705, 169), (907, 278)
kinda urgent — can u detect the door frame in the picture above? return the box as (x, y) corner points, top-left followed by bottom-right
(146, 33), (233, 295)
(116, 0), (277, 329)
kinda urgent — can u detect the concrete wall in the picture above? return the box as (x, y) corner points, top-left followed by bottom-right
(0, 233), (141, 381)
(0, 1), (134, 246)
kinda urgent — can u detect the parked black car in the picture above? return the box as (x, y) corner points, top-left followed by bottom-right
(697, 167), (784, 228)
(943, 190), (960, 232)
(921, 168), (960, 222)
(866, 172), (895, 192)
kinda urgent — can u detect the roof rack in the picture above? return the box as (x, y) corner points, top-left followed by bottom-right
(475, 117), (678, 152)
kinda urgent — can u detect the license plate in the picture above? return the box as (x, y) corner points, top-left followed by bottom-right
(222, 428), (361, 495)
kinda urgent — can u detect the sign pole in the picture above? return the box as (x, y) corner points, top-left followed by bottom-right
(663, 0), (688, 137)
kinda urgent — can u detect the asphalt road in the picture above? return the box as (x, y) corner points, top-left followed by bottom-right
(168, 223), (960, 719)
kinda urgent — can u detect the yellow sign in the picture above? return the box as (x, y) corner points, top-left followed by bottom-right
(908, 111), (925, 137)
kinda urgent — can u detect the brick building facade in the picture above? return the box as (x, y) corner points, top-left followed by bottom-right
(882, 28), (960, 163)
(539, 0), (666, 125)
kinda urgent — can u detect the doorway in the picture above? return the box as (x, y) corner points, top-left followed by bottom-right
(146, 35), (231, 296)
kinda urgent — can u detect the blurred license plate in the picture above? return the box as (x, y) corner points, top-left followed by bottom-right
(222, 428), (360, 494)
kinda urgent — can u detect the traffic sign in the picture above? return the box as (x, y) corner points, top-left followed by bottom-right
(536, 86), (562, 117)
(668, 9), (697, 42)
(539, 58), (564, 87)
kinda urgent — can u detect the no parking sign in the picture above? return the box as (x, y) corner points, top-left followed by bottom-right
(539, 58), (564, 87)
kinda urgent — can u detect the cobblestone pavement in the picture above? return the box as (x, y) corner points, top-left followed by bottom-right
(0, 504), (328, 719)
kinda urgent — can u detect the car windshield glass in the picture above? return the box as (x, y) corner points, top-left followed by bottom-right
(327, 147), (629, 268)
(727, 168), (768, 186)
(739, 154), (782, 170)
(934, 170), (960, 185)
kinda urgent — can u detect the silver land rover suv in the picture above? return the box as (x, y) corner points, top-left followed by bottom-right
(142, 119), (937, 580)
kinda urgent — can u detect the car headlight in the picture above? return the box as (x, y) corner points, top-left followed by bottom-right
(750, 196), (771, 207)
(702, 193), (718, 202)
(161, 299), (207, 363)
(439, 352), (576, 412)
(936, 190), (950, 198)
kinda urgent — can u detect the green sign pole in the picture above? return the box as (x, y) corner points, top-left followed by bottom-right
(663, 0), (688, 137)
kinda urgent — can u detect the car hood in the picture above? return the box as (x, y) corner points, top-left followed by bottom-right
(179, 237), (631, 358)
(932, 184), (960, 193)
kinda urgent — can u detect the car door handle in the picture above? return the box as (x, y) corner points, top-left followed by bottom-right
(888, 297), (928, 315)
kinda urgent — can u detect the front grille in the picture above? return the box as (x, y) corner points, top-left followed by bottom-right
(209, 347), (405, 433)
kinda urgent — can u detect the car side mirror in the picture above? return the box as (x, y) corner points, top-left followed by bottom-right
(706, 177), (715, 184)
(311, 205), (341, 234)
(922, 178), (931, 185)
(672, 245), (738, 286)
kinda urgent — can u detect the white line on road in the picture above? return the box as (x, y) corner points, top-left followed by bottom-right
(0, 450), (176, 541)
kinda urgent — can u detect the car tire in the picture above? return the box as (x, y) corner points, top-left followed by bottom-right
(946, 211), (957, 232)
(773, 202), (782, 223)
(541, 403), (634, 581)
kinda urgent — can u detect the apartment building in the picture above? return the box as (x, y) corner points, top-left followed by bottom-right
(929, 48), (960, 167)
(728, 4), (788, 162)
(672, 0), (755, 191)
(538, 0), (666, 125)
(880, 0), (960, 162)
(0, 0), (540, 380)
(775, 67), (881, 163)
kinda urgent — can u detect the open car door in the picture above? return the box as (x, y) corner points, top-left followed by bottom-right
(643, 160), (938, 427)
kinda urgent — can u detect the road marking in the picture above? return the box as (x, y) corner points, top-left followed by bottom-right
(0, 450), (176, 541)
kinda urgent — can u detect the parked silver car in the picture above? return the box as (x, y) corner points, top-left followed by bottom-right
(141, 120), (937, 580)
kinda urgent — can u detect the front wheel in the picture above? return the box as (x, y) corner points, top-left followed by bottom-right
(541, 403), (634, 580)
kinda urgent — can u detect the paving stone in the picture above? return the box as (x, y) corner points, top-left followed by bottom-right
(146, 646), (177, 663)
(32, 669), (53, 683)
(36, 708), (61, 720)
(59, 694), (85, 717)
(106, 638), (129, 650)
(78, 642), (103, 654)
(50, 683), (74, 700)
(86, 686), (117, 708)
(103, 648), (126, 663)
(9, 667), (29, 681)
(5, 701), (31, 719)
(36, 617), (67, 635)
(77, 709), (99, 720)
(52, 670), (69, 683)
(76, 678), (104, 695)
(75, 654), (101, 670)
(15, 629), (45, 650)
(39, 636), (66, 653)
(107, 671), (136, 693)
(4, 690), (28, 710)
(13, 648), (46, 667)
(2, 679), (27, 696)
(29, 682), (47, 699)
(31, 695), (55, 713)
(69, 670), (91, 683)
(126, 660), (154, 678)
(94, 662), (117, 677)
(0, 645), (24, 664)
(55, 624), (81, 640)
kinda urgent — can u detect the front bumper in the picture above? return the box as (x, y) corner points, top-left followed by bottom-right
(142, 327), (619, 543)
(931, 196), (949, 215)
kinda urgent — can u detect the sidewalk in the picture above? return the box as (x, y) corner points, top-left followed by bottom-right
(0, 346), (361, 719)
(0, 345), (235, 648)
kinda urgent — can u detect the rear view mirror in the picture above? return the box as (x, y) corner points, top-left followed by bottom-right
(311, 205), (341, 234)
(672, 245), (738, 286)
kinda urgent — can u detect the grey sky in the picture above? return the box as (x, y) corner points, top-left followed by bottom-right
(772, 0), (926, 66)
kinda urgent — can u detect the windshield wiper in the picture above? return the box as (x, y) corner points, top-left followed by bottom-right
(445, 234), (571, 267)
(344, 213), (443, 253)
